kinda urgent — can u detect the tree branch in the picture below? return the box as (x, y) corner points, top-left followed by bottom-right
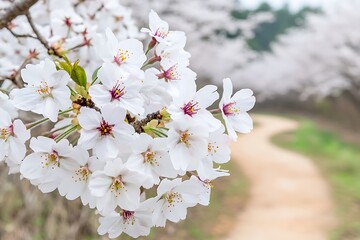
(130, 111), (163, 133)
(6, 26), (36, 39)
(25, 12), (63, 58)
(0, 0), (39, 29)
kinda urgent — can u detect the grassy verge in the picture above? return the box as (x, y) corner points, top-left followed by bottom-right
(273, 120), (360, 240)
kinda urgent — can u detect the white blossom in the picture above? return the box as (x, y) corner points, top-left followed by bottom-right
(0, 109), (30, 164)
(11, 59), (72, 122)
(220, 78), (256, 140)
(77, 105), (134, 158)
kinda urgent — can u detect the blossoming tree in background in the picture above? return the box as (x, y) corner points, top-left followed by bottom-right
(233, 1), (360, 103)
(123, 0), (273, 84)
(0, 1), (255, 238)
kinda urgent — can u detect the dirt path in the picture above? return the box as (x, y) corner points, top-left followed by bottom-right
(225, 114), (336, 240)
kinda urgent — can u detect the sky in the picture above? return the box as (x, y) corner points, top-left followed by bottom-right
(240, 0), (334, 11)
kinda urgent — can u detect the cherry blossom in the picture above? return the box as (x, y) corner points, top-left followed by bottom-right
(0, 109), (30, 164)
(88, 157), (148, 213)
(58, 153), (105, 208)
(0, 92), (18, 119)
(168, 81), (221, 131)
(141, 10), (170, 43)
(126, 133), (178, 188)
(0, 7), (257, 239)
(20, 137), (80, 193)
(220, 78), (256, 140)
(167, 118), (209, 171)
(77, 105), (134, 158)
(96, 28), (146, 69)
(151, 178), (202, 227)
(97, 200), (154, 239)
(11, 59), (72, 122)
(89, 62), (144, 115)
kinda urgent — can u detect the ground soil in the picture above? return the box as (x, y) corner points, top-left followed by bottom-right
(224, 114), (336, 240)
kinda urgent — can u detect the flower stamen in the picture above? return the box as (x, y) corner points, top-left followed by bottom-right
(37, 82), (51, 97)
(181, 101), (200, 117)
(223, 102), (239, 116)
(157, 65), (179, 81)
(180, 131), (191, 147)
(97, 119), (114, 136)
(165, 192), (182, 208)
(122, 210), (135, 224)
(41, 151), (60, 168)
(143, 151), (159, 166)
(113, 49), (132, 65)
(0, 125), (13, 140)
(110, 82), (126, 100)
(73, 165), (90, 182)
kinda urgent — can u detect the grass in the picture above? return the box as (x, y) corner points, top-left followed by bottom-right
(273, 120), (360, 240)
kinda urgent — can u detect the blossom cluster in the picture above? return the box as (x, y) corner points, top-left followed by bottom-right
(0, 10), (255, 239)
(0, 0), (141, 81)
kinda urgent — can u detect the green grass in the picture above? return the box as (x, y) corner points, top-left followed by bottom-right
(273, 120), (360, 240)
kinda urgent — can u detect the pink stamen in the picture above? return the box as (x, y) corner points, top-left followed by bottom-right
(222, 102), (239, 116)
(181, 101), (200, 117)
(109, 82), (126, 100)
(122, 210), (135, 224)
(97, 119), (114, 136)
(157, 65), (179, 82)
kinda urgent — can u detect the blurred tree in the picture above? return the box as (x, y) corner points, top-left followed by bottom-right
(232, 3), (320, 51)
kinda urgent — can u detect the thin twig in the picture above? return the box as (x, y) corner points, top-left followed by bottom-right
(6, 26), (36, 39)
(0, 0), (39, 29)
(25, 11), (63, 58)
(14, 57), (31, 87)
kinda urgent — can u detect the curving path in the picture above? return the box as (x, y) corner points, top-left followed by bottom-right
(225, 114), (336, 240)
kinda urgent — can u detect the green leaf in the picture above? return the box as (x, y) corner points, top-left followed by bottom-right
(58, 61), (72, 75)
(70, 61), (87, 88)
(57, 58), (87, 88)
(92, 66), (101, 84)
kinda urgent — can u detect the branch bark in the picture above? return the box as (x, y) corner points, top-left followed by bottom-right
(26, 12), (63, 58)
(0, 0), (39, 29)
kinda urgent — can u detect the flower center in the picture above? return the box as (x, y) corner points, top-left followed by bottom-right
(154, 28), (168, 38)
(157, 65), (179, 81)
(207, 142), (219, 155)
(165, 192), (182, 207)
(122, 210), (135, 224)
(143, 151), (159, 166)
(110, 82), (126, 100)
(181, 101), (200, 117)
(0, 125), (13, 141)
(113, 49), (131, 65)
(37, 82), (51, 97)
(180, 131), (192, 147)
(42, 151), (60, 168)
(97, 119), (114, 136)
(223, 102), (239, 116)
(73, 165), (90, 182)
(111, 177), (124, 196)
(63, 17), (72, 27)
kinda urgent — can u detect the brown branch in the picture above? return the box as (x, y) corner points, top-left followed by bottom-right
(131, 111), (163, 133)
(25, 12), (63, 58)
(25, 12), (49, 50)
(6, 26), (36, 39)
(14, 57), (32, 87)
(0, 0), (39, 29)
